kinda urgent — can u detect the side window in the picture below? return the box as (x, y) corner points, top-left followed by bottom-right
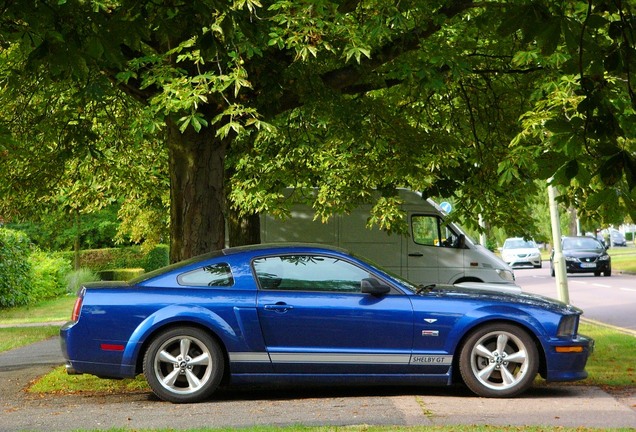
(253, 255), (370, 293)
(412, 215), (440, 246)
(412, 215), (460, 248)
(178, 263), (234, 287)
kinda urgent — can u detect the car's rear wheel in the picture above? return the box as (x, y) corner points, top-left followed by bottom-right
(143, 327), (224, 403)
(458, 323), (539, 398)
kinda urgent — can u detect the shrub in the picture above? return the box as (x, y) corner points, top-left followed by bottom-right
(28, 251), (72, 302)
(0, 228), (32, 308)
(57, 247), (146, 271)
(143, 244), (169, 271)
(98, 268), (145, 281)
(65, 268), (101, 295)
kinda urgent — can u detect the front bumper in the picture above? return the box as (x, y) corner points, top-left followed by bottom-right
(565, 261), (610, 273)
(544, 334), (594, 382)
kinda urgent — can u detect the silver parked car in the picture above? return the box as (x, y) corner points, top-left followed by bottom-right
(501, 238), (542, 268)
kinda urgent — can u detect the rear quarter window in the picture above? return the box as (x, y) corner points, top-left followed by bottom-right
(177, 263), (234, 287)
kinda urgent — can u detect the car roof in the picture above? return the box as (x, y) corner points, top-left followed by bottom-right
(130, 243), (351, 285)
(221, 242), (348, 256)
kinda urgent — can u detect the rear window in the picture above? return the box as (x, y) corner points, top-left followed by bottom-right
(178, 263), (234, 287)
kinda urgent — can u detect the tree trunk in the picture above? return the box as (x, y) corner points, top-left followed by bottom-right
(167, 118), (228, 263)
(227, 210), (260, 247)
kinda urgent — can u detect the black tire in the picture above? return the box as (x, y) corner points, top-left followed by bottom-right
(143, 327), (224, 403)
(458, 323), (539, 398)
(604, 268), (612, 277)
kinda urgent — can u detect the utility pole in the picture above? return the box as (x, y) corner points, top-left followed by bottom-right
(548, 182), (569, 304)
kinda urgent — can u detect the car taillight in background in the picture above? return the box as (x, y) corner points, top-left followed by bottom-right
(71, 287), (86, 322)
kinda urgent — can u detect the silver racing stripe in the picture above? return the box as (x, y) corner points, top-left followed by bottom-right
(229, 352), (271, 362)
(269, 353), (410, 364)
(229, 352), (453, 365)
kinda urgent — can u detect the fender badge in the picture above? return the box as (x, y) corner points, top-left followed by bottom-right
(423, 318), (437, 323)
(422, 330), (439, 337)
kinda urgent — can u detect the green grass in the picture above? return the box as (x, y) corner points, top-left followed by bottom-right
(0, 326), (60, 351)
(608, 246), (636, 273)
(581, 321), (636, 386)
(0, 296), (76, 325)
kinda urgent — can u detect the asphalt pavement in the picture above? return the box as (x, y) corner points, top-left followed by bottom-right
(1, 334), (635, 430)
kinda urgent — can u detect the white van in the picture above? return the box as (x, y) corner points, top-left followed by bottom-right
(260, 189), (515, 286)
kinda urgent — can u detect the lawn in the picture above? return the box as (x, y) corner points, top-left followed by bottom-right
(0, 296), (76, 325)
(609, 246), (636, 273)
(0, 326), (60, 352)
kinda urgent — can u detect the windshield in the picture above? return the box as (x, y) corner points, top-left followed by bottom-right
(446, 221), (477, 246)
(504, 239), (537, 249)
(562, 237), (603, 250)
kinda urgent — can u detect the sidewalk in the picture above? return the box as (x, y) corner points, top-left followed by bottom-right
(1, 335), (635, 430)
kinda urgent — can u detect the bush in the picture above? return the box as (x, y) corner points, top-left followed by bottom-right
(65, 268), (101, 295)
(143, 244), (169, 271)
(0, 228), (32, 307)
(57, 247), (147, 271)
(28, 251), (72, 302)
(98, 268), (145, 281)
(56, 245), (169, 272)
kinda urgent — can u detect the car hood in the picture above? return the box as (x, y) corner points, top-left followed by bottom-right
(425, 284), (581, 314)
(563, 249), (605, 257)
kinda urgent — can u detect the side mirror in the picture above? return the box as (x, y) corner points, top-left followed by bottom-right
(361, 278), (391, 296)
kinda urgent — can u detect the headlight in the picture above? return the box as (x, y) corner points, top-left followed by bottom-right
(599, 255), (610, 261)
(496, 269), (515, 282)
(557, 315), (579, 337)
(565, 256), (577, 262)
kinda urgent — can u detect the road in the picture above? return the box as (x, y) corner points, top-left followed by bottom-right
(513, 264), (636, 331)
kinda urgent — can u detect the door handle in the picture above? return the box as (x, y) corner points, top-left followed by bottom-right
(263, 303), (293, 313)
(409, 252), (424, 257)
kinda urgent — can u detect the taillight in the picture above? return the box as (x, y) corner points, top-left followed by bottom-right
(71, 288), (85, 322)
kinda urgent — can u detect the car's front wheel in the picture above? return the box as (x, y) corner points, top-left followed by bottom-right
(458, 323), (539, 398)
(143, 327), (224, 403)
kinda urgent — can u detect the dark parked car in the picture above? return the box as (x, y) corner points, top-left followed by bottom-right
(61, 244), (593, 403)
(550, 236), (611, 277)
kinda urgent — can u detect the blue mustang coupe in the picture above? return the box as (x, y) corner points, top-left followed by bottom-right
(61, 244), (593, 403)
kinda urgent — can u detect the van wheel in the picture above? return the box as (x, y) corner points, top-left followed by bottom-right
(458, 323), (539, 398)
(143, 327), (224, 403)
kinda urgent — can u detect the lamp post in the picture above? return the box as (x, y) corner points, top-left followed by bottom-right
(548, 181), (569, 304)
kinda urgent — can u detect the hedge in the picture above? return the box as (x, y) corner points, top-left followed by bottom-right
(98, 268), (145, 281)
(57, 244), (169, 272)
(0, 228), (32, 307)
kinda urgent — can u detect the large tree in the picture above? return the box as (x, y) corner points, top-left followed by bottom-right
(1, 0), (635, 261)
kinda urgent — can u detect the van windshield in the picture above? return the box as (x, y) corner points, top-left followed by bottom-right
(447, 221), (476, 246)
